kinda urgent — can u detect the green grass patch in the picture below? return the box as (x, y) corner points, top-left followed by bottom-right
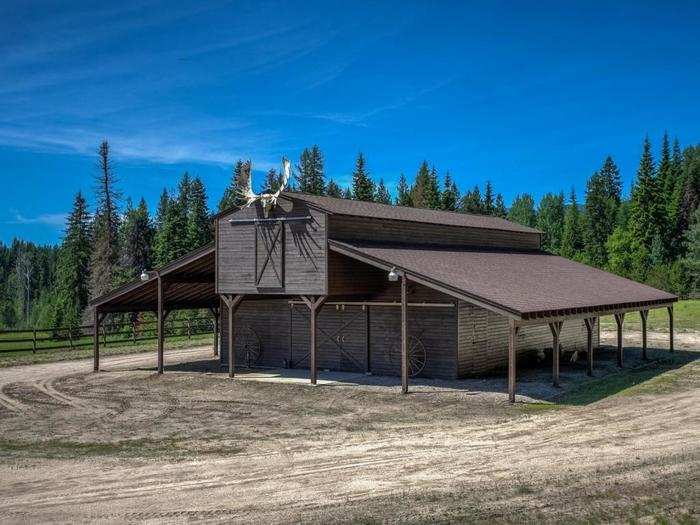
(0, 333), (213, 368)
(599, 299), (700, 333)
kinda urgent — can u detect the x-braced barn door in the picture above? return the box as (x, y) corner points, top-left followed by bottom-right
(290, 304), (367, 372)
(255, 221), (284, 288)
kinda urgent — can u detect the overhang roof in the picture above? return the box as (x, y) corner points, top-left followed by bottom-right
(329, 240), (677, 321)
(90, 243), (216, 313)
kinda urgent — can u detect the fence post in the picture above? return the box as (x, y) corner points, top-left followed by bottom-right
(102, 325), (108, 347)
(186, 320), (191, 340)
(68, 327), (74, 349)
(32, 328), (37, 354)
(132, 321), (137, 344)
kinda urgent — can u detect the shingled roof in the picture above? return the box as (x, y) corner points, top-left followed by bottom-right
(281, 192), (541, 235)
(329, 240), (677, 320)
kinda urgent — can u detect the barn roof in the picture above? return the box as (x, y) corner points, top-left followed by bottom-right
(268, 193), (541, 235)
(328, 240), (677, 321)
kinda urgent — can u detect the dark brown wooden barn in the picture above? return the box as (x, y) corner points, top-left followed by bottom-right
(91, 193), (677, 401)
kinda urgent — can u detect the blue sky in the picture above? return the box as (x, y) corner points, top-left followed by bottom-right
(2, 0), (700, 245)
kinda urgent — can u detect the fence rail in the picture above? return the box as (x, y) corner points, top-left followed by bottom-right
(0, 316), (215, 354)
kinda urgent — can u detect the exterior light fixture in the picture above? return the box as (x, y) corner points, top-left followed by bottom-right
(387, 267), (399, 282)
(140, 269), (149, 282)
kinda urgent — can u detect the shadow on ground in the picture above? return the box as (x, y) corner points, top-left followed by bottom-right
(141, 344), (698, 405)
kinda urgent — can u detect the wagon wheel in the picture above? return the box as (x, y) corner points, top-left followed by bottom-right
(234, 325), (261, 368)
(390, 335), (427, 377)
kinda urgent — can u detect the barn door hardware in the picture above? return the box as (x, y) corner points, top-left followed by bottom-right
(254, 220), (284, 287)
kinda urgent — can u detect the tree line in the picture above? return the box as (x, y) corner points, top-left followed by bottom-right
(1, 135), (698, 329)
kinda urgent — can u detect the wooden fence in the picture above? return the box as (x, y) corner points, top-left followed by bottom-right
(0, 316), (215, 354)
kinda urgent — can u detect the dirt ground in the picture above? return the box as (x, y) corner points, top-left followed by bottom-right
(0, 334), (698, 524)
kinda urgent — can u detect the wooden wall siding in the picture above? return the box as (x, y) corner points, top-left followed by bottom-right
(220, 299), (292, 369)
(457, 302), (600, 377)
(327, 251), (386, 296)
(328, 215), (541, 250)
(217, 199), (327, 295)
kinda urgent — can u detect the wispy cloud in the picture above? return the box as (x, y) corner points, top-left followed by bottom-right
(9, 211), (68, 227)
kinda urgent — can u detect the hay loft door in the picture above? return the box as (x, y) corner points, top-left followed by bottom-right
(255, 221), (284, 289)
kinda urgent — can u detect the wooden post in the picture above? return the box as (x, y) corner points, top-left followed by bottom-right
(614, 312), (625, 367)
(102, 325), (107, 347)
(667, 305), (674, 352)
(640, 310), (649, 360)
(222, 295), (244, 378)
(401, 273), (408, 394)
(157, 276), (164, 374)
(212, 308), (219, 357)
(549, 321), (563, 387)
(584, 317), (595, 376)
(365, 305), (371, 374)
(508, 320), (518, 403)
(301, 295), (327, 385)
(93, 309), (100, 372)
(132, 320), (137, 344)
(32, 328), (37, 354)
(186, 319), (192, 340)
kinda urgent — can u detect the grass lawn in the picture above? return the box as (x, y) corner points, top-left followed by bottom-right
(599, 298), (699, 333)
(0, 333), (214, 367)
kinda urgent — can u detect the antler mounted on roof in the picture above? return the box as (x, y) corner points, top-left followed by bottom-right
(238, 157), (291, 216)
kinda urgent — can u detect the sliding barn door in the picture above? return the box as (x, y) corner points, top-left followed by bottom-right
(255, 222), (284, 289)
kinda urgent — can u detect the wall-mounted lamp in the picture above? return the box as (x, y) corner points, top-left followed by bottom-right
(387, 267), (399, 282)
(140, 269), (149, 282)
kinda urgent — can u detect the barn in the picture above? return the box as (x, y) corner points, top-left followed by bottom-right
(91, 192), (677, 401)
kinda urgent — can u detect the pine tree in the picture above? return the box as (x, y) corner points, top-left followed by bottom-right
(352, 152), (375, 202)
(89, 140), (121, 300)
(483, 181), (495, 215)
(186, 176), (211, 250)
(395, 173), (412, 206)
(53, 192), (92, 327)
(657, 132), (672, 202)
(342, 187), (353, 199)
(508, 194), (536, 227)
(118, 198), (153, 282)
(683, 206), (700, 294)
(584, 159), (621, 266)
(537, 192), (565, 253)
(264, 168), (281, 193)
(411, 161), (439, 209)
(308, 145), (325, 195)
(460, 186), (484, 214)
(440, 173), (459, 211)
(374, 179), (392, 204)
(494, 194), (507, 218)
(326, 179), (343, 198)
(629, 137), (664, 257)
(219, 160), (248, 211)
(560, 189), (584, 259)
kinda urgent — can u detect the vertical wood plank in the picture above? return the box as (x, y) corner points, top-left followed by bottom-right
(549, 321), (562, 387)
(401, 274), (408, 394)
(157, 276), (164, 374)
(365, 305), (371, 374)
(213, 309), (219, 357)
(508, 320), (518, 403)
(584, 317), (594, 376)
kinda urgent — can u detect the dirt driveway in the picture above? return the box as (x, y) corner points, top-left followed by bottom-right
(0, 340), (698, 524)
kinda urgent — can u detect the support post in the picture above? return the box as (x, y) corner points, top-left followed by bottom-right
(401, 273), (408, 394)
(549, 321), (563, 387)
(32, 328), (37, 354)
(508, 320), (519, 403)
(365, 305), (371, 374)
(157, 276), (164, 374)
(302, 295), (327, 385)
(640, 310), (649, 360)
(222, 295), (244, 378)
(584, 317), (596, 376)
(614, 312), (625, 367)
(93, 308), (101, 372)
(667, 305), (674, 352)
(212, 308), (219, 357)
